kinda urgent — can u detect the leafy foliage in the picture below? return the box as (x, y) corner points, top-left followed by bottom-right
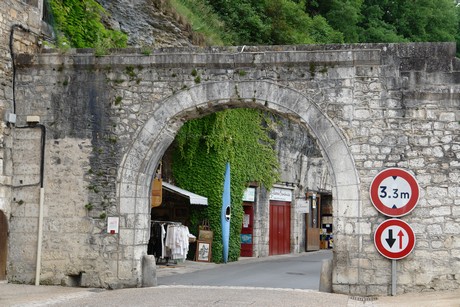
(172, 109), (280, 262)
(264, 0), (343, 44)
(369, 0), (458, 43)
(172, 0), (459, 48)
(50, 0), (460, 49)
(323, 0), (363, 43)
(170, 0), (233, 45)
(203, 0), (343, 44)
(304, 0), (459, 44)
(48, 0), (127, 49)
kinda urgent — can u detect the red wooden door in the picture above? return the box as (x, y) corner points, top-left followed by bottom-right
(240, 203), (253, 257)
(0, 211), (7, 280)
(269, 201), (291, 255)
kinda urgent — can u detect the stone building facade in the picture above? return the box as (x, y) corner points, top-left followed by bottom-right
(0, 1), (39, 220)
(0, 0), (48, 282)
(1, 0), (460, 297)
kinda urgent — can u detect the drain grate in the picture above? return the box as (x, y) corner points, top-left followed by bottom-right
(88, 288), (106, 293)
(349, 296), (378, 302)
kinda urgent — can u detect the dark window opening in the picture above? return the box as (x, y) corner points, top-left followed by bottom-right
(42, 0), (53, 24)
(23, 0), (39, 8)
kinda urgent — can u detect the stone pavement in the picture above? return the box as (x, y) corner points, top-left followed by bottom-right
(1, 256), (459, 306)
(1, 281), (459, 307)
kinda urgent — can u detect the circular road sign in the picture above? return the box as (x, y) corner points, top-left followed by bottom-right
(374, 219), (416, 260)
(370, 168), (419, 217)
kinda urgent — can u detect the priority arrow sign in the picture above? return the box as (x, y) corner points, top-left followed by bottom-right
(386, 229), (396, 248)
(374, 219), (416, 260)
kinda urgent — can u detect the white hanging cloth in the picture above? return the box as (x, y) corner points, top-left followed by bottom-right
(165, 224), (190, 260)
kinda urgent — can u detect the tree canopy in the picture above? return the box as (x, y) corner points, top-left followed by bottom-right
(177, 0), (459, 47)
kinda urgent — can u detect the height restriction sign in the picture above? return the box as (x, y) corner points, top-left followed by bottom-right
(370, 168), (419, 217)
(374, 219), (416, 260)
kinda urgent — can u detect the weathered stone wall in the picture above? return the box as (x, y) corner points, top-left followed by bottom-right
(11, 43), (460, 296)
(10, 59), (125, 286)
(0, 0), (43, 220)
(0, 1), (46, 284)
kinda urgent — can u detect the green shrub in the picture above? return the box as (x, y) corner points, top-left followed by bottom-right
(49, 0), (127, 49)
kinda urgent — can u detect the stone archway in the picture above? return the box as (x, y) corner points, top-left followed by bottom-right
(117, 80), (361, 286)
(0, 211), (7, 280)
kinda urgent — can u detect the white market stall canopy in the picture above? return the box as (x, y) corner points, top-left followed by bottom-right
(162, 182), (208, 206)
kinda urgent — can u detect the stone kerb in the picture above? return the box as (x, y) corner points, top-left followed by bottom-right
(118, 80), (360, 286)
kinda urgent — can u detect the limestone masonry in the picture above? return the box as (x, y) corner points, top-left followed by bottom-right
(1, 0), (460, 297)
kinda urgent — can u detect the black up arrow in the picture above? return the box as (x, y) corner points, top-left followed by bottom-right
(386, 229), (396, 248)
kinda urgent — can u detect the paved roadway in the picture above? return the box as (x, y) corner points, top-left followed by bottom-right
(157, 249), (332, 289)
(2, 249), (460, 306)
(2, 282), (460, 307)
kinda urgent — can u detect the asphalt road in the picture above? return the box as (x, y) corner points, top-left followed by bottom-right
(158, 249), (332, 290)
(2, 248), (460, 306)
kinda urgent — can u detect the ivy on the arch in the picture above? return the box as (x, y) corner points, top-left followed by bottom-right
(172, 108), (280, 262)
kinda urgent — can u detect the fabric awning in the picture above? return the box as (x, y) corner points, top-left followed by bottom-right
(162, 182), (208, 205)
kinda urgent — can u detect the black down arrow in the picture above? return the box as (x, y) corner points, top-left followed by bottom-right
(386, 229), (396, 248)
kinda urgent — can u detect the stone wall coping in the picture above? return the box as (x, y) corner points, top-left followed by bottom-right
(37, 42), (456, 56)
(16, 42), (457, 69)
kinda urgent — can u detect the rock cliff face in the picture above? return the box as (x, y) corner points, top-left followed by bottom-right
(97, 0), (194, 47)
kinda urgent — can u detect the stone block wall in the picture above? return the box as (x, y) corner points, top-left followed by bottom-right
(0, 1), (42, 219)
(9, 43), (460, 295)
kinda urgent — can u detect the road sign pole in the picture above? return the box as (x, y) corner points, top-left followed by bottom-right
(392, 259), (396, 296)
(371, 168), (419, 297)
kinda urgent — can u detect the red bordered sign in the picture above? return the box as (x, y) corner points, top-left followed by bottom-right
(370, 168), (419, 217)
(374, 219), (415, 260)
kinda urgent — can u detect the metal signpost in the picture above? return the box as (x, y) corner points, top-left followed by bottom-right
(370, 168), (419, 296)
(374, 219), (416, 295)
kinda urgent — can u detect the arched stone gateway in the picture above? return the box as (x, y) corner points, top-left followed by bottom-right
(119, 80), (360, 292)
(10, 43), (460, 295)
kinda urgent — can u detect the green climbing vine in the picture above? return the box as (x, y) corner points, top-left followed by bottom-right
(48, 0), (127, 50)
(172, 108), (280, 262)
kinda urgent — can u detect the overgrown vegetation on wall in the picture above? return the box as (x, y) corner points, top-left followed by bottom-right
(172, 109), (280, 262)
(48, 0), (127, 50)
